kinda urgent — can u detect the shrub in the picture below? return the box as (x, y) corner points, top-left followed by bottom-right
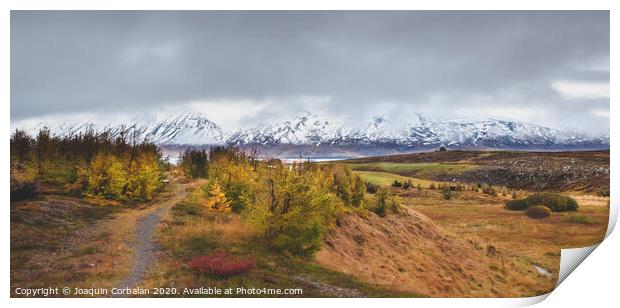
(505, 199), (529, 211)
(365, 182), (378, 194)
(351, 177), (366, 207)
(10, 182), (37, 202)
(442, 187), (452, 200)
(429, 183), (436, 190)
(373, 187), (400, 217)
(417, 184), (422, 190)
(525, 193), (578, 212)
(390, 196), (401, 214)
(525, 205), (551, 219)
(402, 180), (412, 189)
(187, 252), (256, 277)
(505, 193), (578, 212)
(374, 188), (388, 217)
(391, 180), (402, 188)
(269, 223), (324, 257)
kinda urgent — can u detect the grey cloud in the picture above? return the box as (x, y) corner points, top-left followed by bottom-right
(11, 11), (609, 133)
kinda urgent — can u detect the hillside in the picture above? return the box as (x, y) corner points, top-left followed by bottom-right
(344, 150), (610, 194)
(316, 208), (553, 297)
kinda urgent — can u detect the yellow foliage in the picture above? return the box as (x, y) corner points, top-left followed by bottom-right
(202, 183), (231, 212)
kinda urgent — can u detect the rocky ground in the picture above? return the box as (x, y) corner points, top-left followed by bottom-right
(348, 150), (610, 195)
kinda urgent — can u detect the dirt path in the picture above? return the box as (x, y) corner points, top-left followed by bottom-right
(293, 275), (364, 297)
(113, 184), (186, 296)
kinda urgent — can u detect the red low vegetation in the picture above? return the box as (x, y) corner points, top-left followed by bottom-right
(187, 252), (256, 277)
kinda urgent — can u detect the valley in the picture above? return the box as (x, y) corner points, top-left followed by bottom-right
(10, 127), (610, 297)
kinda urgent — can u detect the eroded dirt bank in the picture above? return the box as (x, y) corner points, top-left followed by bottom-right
(316, 208), (551, 297)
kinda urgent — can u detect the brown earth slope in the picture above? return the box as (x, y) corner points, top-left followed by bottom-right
(316, 208), (553, 297)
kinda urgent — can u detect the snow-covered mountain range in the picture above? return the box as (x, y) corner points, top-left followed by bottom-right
(12, 111), (610, 157)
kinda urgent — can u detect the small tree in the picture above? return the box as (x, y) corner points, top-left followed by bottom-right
(416, 183), (422, 190)
(351, 177), (366, 207)
(374, 188), (388, 217)
(180, 149), (209, 179)
(203, 183), (231, 211)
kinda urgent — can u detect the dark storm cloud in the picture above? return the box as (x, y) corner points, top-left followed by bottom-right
(10, 11), (610, 133)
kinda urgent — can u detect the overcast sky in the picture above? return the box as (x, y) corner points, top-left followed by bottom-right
(11, 11), (610, 133)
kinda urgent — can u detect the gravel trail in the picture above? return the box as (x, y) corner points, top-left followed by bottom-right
(113, 184), (186, 296)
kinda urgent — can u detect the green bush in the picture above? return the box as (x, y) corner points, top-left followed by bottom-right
(269, 223), (323, 257)
(525, 193), (578, 212)
(525, 205), (551, 219)
(506, 193), (578, 212)
(505, 198), (529, 211)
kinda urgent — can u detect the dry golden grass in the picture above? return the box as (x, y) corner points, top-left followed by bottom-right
(400, 189), (608, 285)
(315, 183), (608, 297)
(316, 208), (554, 297)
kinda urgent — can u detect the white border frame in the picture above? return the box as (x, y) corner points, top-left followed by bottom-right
(2, 1), (616, 307)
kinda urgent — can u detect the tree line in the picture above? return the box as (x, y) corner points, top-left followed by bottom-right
(10, 128), (166, 202)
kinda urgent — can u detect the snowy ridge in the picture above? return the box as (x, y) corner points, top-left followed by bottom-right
(15, 112), (223, 146)
(13, 111), (609, 151)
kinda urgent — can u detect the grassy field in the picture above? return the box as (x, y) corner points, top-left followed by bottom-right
(354, 170), (435, 187)
(393, 184), (608, 283)
(343, 162), (477, 178)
